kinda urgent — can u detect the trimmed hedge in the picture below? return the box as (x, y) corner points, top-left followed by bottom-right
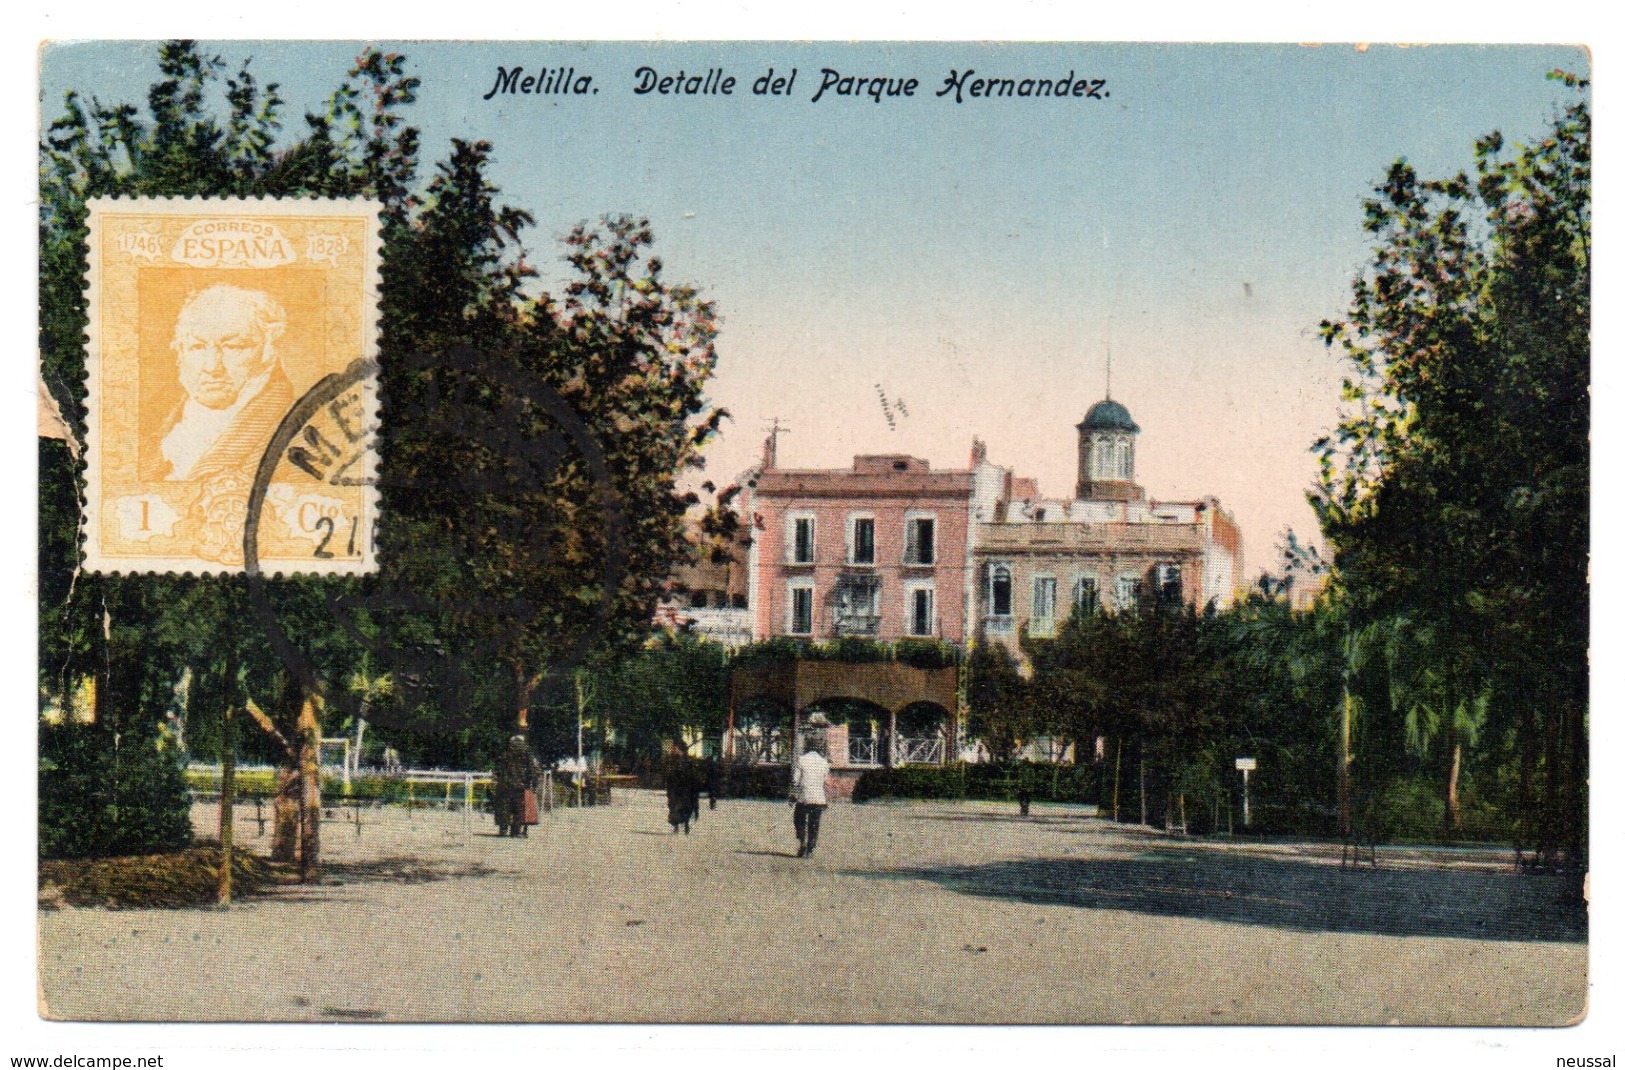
(731, 636), (960, 670)
(721, 762), (791, 800)
(853, 761), (1099, 804)
(625, 757), (789, 800)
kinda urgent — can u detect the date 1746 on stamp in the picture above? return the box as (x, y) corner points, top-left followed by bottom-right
(81, 198), (381, 575)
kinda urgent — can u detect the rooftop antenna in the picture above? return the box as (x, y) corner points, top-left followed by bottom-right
(1105, 313), (1114, 401)
(764, 416), (791, 452)
(762, 416), (791, 468)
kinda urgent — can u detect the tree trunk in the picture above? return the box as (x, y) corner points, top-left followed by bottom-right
(1339, 663), (1352, 839)
(261, 674), (305, 864)
(1515, 698), (1535, 858)
(1540, 692), (1563, 867)
(352, 713), (367, 782)
(514, 660), (530, 732)
(1562, 687), (1587, 890)
(218, 664), (236, 905)
(272, 763), (300, 862)
(1440, 675), (1460, 834)
(1444, 737), (1462, 834)
(1138, 751), (1147, 826)
(297, 697), (321, 883)
(218, 709), (234, 905)
(1111, 738), (1122, 822)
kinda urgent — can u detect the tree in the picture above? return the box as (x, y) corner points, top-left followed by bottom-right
(965, 642), (1030, 762)
(39, 42), (725, 876)
(1314, 72), (1588, 865)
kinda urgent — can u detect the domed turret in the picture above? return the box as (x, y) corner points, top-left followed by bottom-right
(1075, 398), (1146, 501)
(1078, 398), (1140, 434)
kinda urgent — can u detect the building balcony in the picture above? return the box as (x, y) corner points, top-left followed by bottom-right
(833, 613), (881, 637)
(983, 615), (1014, 636)
(1028, 616), (1058, 639)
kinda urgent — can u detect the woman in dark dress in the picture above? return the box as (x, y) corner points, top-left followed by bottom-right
(492, 734), (538, 837)
(665, 747), (696, 834)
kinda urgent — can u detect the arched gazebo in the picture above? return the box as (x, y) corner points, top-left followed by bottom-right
(727, 660), (959, 774)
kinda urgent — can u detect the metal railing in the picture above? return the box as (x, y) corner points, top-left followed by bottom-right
(729, 732), (791, 765)
(846, 737), (880, 766)
(833, 613), (881, 636)
(898, 737), (945, 765)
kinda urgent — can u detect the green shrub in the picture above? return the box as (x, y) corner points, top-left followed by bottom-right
(853, 761), (1098, 804)
(732, 637), (813, 667)
(721, 762), (791, 799)
(41, 721), (192, 860)
(731, 636), (960, 670)
(892, 639), (960, 670)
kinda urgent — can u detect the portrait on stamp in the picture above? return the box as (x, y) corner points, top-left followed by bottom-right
(145, 283), (295, 484)
(82, 199), (379, 574)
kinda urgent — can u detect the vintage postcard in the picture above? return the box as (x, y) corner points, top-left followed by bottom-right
(35, 39), (1590, 1033)
(80, 198), (381, 575)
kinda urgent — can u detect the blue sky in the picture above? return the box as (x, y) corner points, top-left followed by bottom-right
(41, 40), (1588, 578)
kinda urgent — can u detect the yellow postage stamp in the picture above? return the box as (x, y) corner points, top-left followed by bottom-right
(82, 197), (381, 575)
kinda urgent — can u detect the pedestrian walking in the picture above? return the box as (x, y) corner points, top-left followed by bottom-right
(791, 741), (831, 858)
(665, 746), (697, 835)
(705, 755), (722, 810)
(491, 734), (539, 838)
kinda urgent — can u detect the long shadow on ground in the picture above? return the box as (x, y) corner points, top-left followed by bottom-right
(318, 857), (514, 886)
(852, 848), (1586, 943)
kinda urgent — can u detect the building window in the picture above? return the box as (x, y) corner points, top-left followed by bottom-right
(904, 516), (936, 565)
(1072, 576), (1099, 616)
(691, 591), (708, 609)
(850, 516), (876, 565)
(1031, 576), (1058, 637)
(790, 515), (815, 564)
(989, 564), (1013, 617)
(1154, 563), (1183, 605)
(833, 574), (881, 636)
(1091, 435), (1113, 481)
(909, 586), (935, 637)
(1032, 576), (1057, 620)
(789, 583), (814, 635)
(1091, 434), (1134, 481)
(1114, 575), (1142, 615)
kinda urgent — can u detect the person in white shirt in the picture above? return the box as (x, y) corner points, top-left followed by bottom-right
(790, 743), (832, 858)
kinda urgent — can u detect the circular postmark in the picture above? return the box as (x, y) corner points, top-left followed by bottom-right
(244, 346), (626, 733)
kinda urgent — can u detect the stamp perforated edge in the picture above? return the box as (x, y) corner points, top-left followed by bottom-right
(79, 195), (383, 577)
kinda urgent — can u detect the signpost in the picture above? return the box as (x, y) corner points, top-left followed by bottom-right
(1235, 757), (1257, 828)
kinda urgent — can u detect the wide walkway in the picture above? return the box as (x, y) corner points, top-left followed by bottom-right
(38, 791), (1586, 1023)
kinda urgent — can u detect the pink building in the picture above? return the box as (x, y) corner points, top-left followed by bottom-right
(747, 444), (974, 644)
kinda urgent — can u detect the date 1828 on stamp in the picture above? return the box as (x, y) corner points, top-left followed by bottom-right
(82, 197), (381, 575)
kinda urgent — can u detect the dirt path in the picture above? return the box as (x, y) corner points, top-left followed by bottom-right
(38, 792), (1586, 1024)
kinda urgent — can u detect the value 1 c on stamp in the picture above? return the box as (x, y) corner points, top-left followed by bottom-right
(81, 197), (382, 575)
